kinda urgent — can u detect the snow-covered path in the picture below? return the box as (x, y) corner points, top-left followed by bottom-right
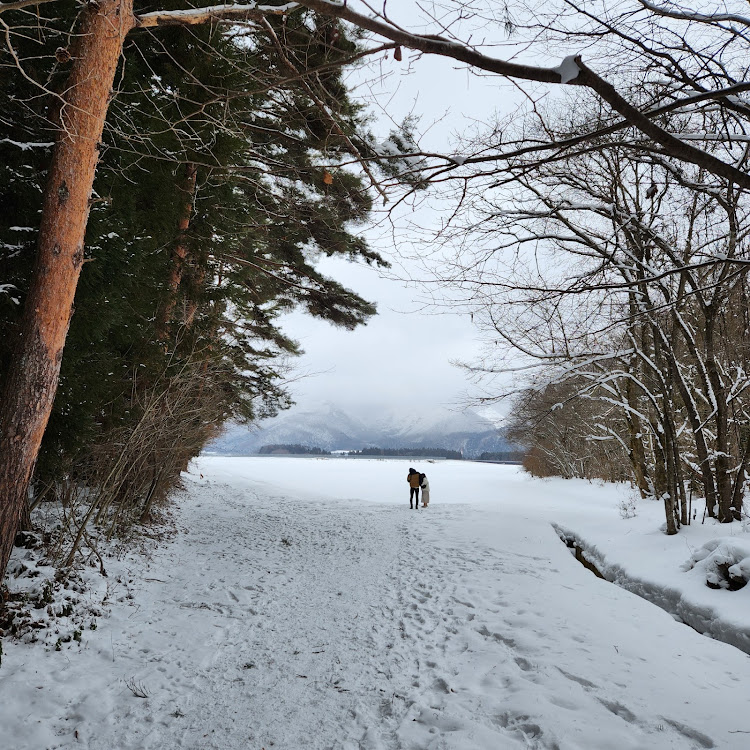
(4, 459), (750, 749)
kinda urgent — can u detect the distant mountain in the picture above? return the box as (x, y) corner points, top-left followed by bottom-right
(206, 403), (515, 458)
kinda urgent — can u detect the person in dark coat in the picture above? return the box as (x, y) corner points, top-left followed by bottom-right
(407, 467), (421, 509)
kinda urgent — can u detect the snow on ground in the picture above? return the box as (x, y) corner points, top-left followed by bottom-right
(2, 457), (750, 749)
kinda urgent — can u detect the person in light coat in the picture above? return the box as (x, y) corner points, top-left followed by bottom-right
(420, 473), (430, 507)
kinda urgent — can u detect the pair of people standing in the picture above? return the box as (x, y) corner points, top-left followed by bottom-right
(407, 468), (430, 509)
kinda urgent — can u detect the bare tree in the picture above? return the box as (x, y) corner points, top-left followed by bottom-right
(416, 96), (750, 531)
(294, 0), (750, 189)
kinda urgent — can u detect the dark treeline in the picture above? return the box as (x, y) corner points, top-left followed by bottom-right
(349, 448), (464, 460)
(477, 452), (526, 463)
(259, 445), (330, 455)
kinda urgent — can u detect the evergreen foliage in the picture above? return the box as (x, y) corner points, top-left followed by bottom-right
(0, 3), (398, 540)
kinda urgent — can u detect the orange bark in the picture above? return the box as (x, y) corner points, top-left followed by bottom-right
(0, 0), (135, 574)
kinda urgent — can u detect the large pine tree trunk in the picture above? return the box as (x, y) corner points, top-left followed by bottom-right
(0, 0), (135, 576)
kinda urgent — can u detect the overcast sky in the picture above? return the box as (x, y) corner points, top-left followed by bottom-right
(277, 5), (523, 423)
(279, 256), (483, 418)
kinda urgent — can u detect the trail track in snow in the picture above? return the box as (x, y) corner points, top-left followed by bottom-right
(5, 463), (750, 750)
(105, 483), (518, 750)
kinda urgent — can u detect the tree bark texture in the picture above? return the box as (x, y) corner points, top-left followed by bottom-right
(625, 311), (650, 498)
(156, 162), (197, 340)
(704, 313), (734, 522)
(0, 0), (135, 576)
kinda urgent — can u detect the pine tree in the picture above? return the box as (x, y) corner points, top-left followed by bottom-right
(1, 2), (392, 554)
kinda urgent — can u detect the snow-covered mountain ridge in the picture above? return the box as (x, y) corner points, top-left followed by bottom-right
(207, 403), (514, 458)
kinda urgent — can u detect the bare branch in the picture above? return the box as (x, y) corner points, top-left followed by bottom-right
(0, 0), (58, 14)
(135, 2), (297, 29)
(294, 0), (750, 188)
(637, 0), (750, 28)
(292, 0), (569, 84)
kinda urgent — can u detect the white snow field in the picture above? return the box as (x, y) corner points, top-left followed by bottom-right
(3, 456), (750, 750)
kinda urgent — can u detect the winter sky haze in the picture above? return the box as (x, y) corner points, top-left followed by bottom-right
(278, 4), (525, 423)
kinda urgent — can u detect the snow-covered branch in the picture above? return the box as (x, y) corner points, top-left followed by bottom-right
(294, 0), (750, 188)
(135, 2), (296, 28)
(637, 0), (750, 28)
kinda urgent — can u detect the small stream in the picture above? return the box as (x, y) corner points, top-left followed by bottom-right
(557, 532), (606, 579)
(553, 525), (750, 657)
